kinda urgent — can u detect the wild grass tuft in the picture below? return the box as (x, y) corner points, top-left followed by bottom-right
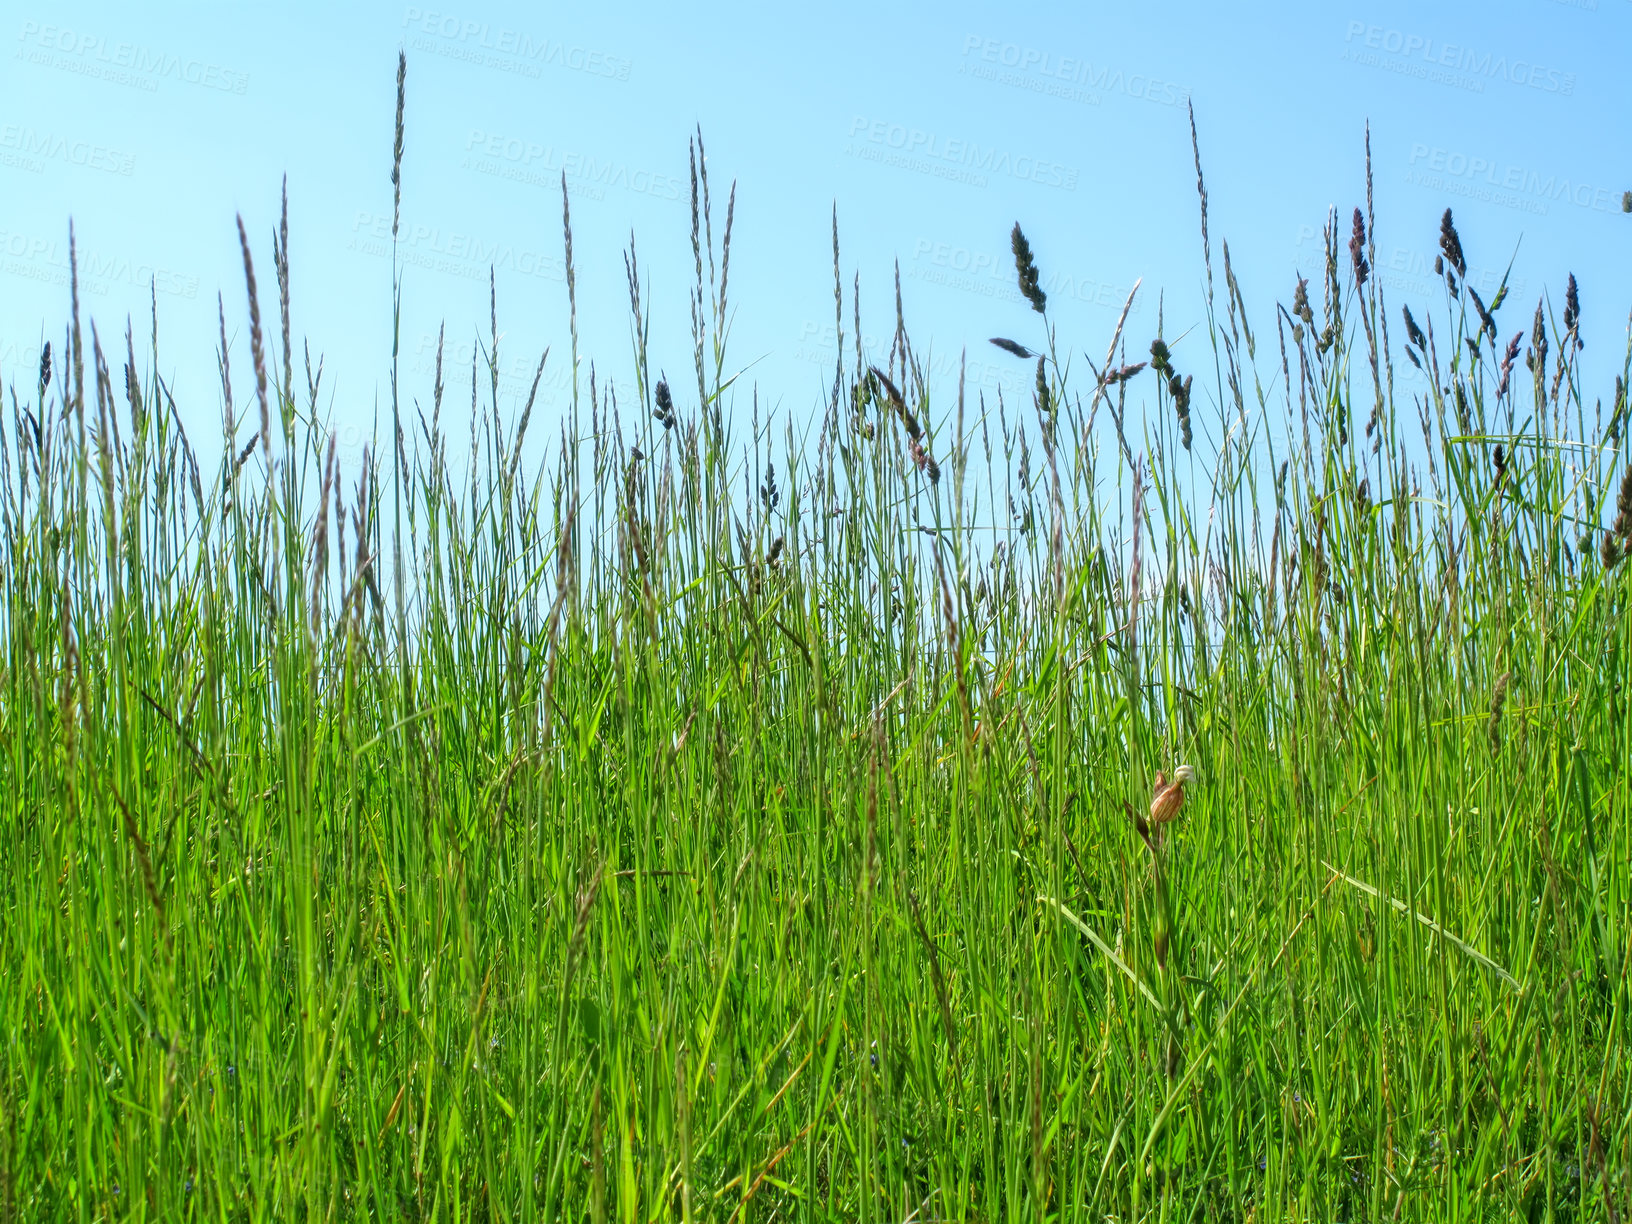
(1, 62), (1629, 1223)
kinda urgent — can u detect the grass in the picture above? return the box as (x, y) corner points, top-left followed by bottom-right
(1, 62), (1629, 1220)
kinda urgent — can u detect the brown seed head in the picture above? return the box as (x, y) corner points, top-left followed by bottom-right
(1564, 274), (1582, 350)
(1467, 286), (1496, 341)
(1402, 304), (1427, 352)
(1611, 462), (1632, 543)
(989, 337), (1035, 359)
(1526, 299), (1548, 374)
(1349, 208), (1369, 289)
(1439, 208), (1466, 277)
(1497, 332), (1523, 399)
(1011, 223), (1047, 313)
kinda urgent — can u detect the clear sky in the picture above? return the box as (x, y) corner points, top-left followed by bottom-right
(3, 0), (1629, 477)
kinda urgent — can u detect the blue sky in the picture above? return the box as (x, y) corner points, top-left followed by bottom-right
(4, 0), (1629, 476)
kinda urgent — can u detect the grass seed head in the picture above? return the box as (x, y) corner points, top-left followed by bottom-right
(1527, 299), (1548, 375)
(654, 377), (676, 429)
(1402, 304), (1427, 353)
(1487, 671), (1511, 756)
(1609, 463), (1632, 553)
(1468, 286), (1496, 341)
(913, 438), (940, 484)
(1564, 273), (1582, 349)
(1010, 223), (1047, 313)
(1169, 372), (1194, 449)
(391, 51), (406, 239)
(1292, 276), (1313, 327)
(1438, 208), (1466, 278)
(1349, 208), (1369, 290)
(759, 460), (779, 513)
(1497, 332), (1523, 398)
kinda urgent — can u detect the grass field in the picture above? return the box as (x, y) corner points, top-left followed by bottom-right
(2, 61), (1630, 1220)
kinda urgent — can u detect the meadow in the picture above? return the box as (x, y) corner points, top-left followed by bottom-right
(1, 57), (1629, 1221)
